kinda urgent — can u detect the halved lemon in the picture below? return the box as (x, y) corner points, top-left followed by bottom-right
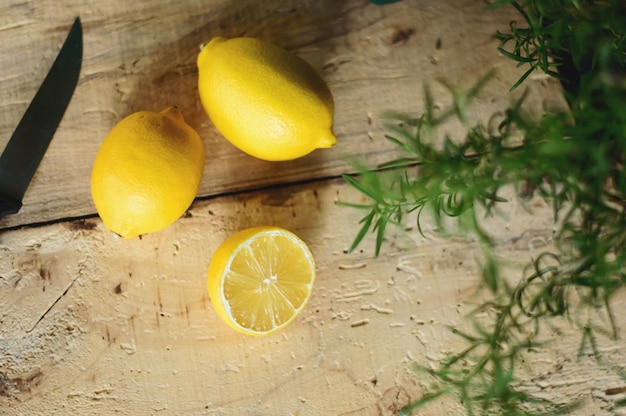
(207, 226), (316, 336)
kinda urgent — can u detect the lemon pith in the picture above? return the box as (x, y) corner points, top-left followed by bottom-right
(91, 108), (205, 238)
(197, 36), (336, 161)
(207, 226), (316, 336)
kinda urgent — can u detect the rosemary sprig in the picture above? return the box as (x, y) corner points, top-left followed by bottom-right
(490, 0), (565, 90)
(489, 0), (626, 95)
(340, 1), (626, 413)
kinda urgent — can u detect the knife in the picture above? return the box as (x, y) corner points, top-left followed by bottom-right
(0, 17), (82, 219)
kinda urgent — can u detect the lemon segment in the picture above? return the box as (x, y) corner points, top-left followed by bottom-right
(91, 108), (205, 238)
(207, 226), (316, 336)
(197, 37), (336, 161)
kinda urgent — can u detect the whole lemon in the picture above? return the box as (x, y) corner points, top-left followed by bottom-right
(91, 108), (205, 238)
(197, 37), (336, 161)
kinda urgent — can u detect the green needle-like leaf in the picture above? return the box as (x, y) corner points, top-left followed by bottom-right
(339, 1), (626, 414)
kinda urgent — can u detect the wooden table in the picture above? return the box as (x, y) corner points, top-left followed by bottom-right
(1, 1), (624, 415)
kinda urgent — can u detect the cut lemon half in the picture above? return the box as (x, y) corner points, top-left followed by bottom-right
(207, 226), (316, 336)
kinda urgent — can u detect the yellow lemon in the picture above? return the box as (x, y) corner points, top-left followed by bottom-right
(197, 36), (336, 161)
(207, 226), (316, 336)
(91, 108), (205, 238)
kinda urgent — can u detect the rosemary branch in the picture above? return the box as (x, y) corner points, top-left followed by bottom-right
(340, 1), (626, 413)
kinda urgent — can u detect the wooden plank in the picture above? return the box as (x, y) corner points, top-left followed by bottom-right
(4, 1), (610, 415)
(0, 0), (566, 229)
(1, 178), (624, 415)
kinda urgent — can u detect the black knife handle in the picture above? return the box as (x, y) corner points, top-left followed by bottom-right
(0, 193), (22, 219)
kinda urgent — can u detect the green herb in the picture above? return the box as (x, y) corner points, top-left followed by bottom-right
(340, 0), (626, 414)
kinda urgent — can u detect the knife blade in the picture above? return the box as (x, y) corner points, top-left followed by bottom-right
(0, 17), (82, 219)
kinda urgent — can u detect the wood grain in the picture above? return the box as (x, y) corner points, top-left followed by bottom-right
(3, 1), (620, 416)
(0, 0), (565, 229)
(1, 178), (624, 415)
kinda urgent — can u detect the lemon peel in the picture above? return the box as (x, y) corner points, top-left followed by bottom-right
(197, 36), (336, 161)
(91, 108), (205, 238)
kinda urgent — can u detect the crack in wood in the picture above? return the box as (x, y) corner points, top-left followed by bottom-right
(27, 263), (84, 333)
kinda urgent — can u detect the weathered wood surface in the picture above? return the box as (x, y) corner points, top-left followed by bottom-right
(0, 0), (563, 229)
(3, 1), (624, 415)
(1, 179), (625, 415)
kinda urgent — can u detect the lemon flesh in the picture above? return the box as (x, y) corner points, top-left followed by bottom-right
(207, 226), (316, 336)
(197, 37), (336, 161)
(91, 108), (205, 238)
